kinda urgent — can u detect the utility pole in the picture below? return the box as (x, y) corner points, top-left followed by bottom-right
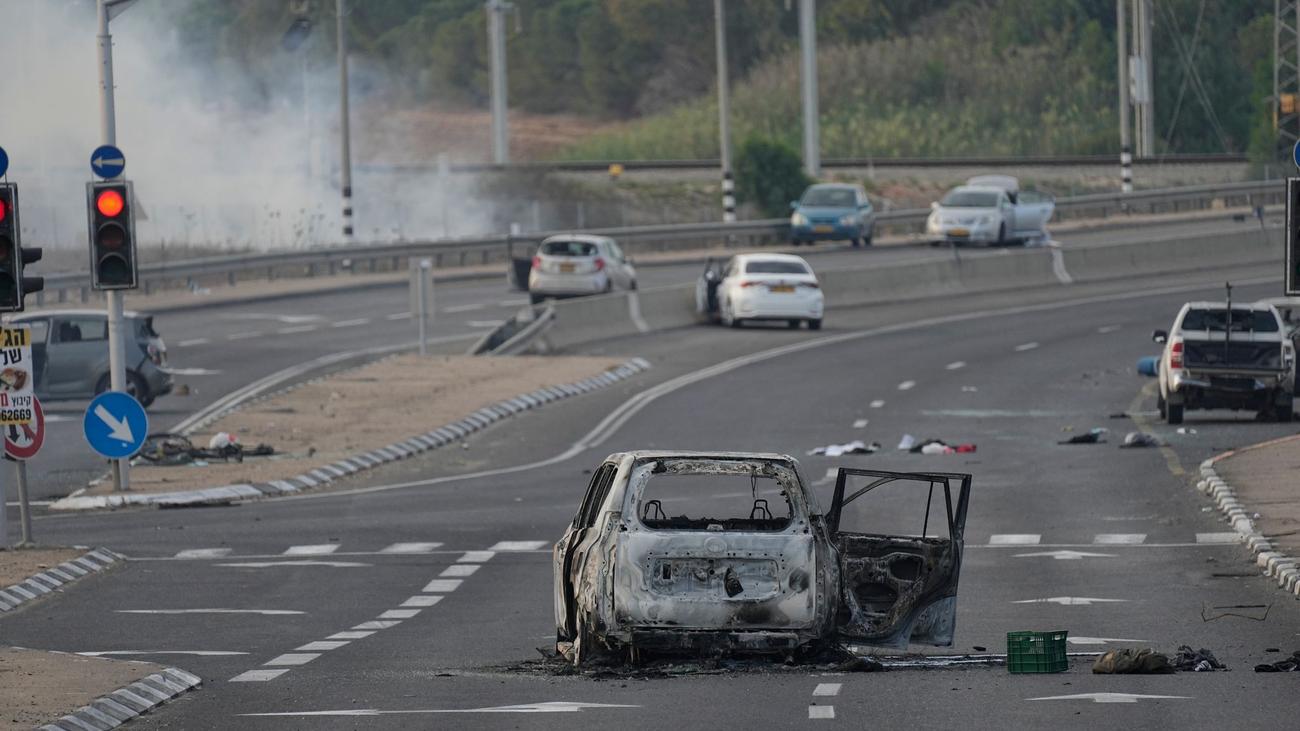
(337, 0), (353, 242)
(798, 0), (820, 178)
(487, 0), (511, 166)
(1117, 0), (1132, 193)
(1138, 0), (1155, 157)
(1274, 0), (1300, 163)
(97, 0), (130, 492)
(714, 0), (735, 223)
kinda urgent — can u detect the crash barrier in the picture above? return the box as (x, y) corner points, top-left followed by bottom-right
(37, 180), (1284, 306)
(468, 306), (556, 356)
(518, 225), (1283, 353)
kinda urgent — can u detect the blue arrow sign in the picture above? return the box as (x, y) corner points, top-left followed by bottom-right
(0, 146), (8, 178)
(1293, 140), (1300, 172)
(83, 391), (148, 459)
(90, 145), (126, 179)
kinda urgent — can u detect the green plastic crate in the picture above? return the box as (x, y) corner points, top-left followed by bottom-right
(1007, 630), (1069, 673)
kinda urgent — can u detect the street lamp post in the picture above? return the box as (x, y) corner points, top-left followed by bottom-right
(715, 0), (735, 223)
(798, 0), (820, 178)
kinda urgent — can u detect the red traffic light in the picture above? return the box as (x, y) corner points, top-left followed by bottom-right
(0, 197), (7, 223)
(96, 189), (125, 217)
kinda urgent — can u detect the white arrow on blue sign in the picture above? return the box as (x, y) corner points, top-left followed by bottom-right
(90, 145), (126, 179)
(83, 391), (148, 459)
(1293, 140), (1300, 171)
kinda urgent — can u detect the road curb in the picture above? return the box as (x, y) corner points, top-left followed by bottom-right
(36, 659), (201, 731)
(49, 358), (652, 511)
(1197, 434), (1300, 599)
(0, 547), (124, 614)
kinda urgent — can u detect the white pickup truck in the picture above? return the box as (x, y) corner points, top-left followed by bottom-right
(1154, 301), (1297, 424)
(926, 175), (1054, 246)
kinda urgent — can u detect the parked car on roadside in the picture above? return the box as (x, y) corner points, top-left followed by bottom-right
(926, 175), (1054, 246)
(789, 183), (875, 247)
(528, 234), (637, 305)
(553, 451), (972, 664)
(8, 309), (172, 408)
(696, 253), (824, 329)
(1153, 301), (1296, 424)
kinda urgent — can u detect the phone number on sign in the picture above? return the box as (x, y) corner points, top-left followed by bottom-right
(0, 408), (32, 423)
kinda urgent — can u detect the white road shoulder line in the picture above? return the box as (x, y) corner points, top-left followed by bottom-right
(989, 534), (1041, 545)
(1196, 532), (1240, 544)
(175, 548), (233, 559)
(78, 650), (249, 657)
(284, 544), (339, 556)
(1093, 534), (1147, 545)
(115, 609), (303, 615)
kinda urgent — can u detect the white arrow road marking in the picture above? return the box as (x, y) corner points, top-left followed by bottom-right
(1012, 597), (1129, 606)
(1067, 637), (1148, 646)
(1028, 693), (1189, 704)
(217, 561), (369, 568)
(989, 534), (1040, 545)
(78, 650), (248, 657)
(93, 404), (134, 442)
(897, 380), (916, 390)
(1014, 550), (1116, 560)
(115, 609), (304, 615)
(239, 702), (642, 717)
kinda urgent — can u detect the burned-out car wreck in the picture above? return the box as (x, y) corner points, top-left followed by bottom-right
(554, 451), (972, 663)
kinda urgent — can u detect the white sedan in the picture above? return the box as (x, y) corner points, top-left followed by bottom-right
(698, 253), (824, 329)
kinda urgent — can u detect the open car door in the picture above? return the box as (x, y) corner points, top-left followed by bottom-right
(826, 469), (971, 649)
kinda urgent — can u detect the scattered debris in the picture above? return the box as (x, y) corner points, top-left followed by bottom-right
(897, 434), (917, 450)
(807, 440), (882, 457)
(1119, 432), (1162, 448)
(1254, 651), (1300, 672)
(1172, 646), (1226, 672)
(1201, 603), (1271, 622)
(1176, 427), (1198, 435)
(1092, 648), (1174, 674)
(1136, 356), (1159, 377)
(908, 439), (976, 455)
(852, 419), (868, 429)
(512, 643), (887, 679)
(1058, 428), (1107, 445)
(137, 433), (275, 466)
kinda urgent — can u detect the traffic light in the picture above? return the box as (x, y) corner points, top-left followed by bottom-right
(87, 180), (137, 290)
(0, 183), (41, 312)
(1289, 178), (1300, 296)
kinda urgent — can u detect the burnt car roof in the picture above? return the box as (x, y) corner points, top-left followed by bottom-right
(607, 450), (798, 464)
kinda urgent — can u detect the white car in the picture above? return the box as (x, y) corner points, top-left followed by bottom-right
(926, 175), (1054, 246)
(698, 253), (824, 330)
(529, 235), (637, 304)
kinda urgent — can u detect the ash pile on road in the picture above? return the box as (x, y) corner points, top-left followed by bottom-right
(490, 645), (885, 680)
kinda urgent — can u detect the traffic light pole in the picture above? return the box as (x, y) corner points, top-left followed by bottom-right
(97, 0), (129, 492)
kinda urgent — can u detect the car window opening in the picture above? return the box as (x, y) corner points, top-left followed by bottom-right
(1182, 308), (1279, 333)
(940, 190), (999, 208)
(837, 475), (954, 541)
(745, 260), (809, 274)
(639, 469), (793, 532)
(801, 188), (855, 207)
(541, 240), (598, 257)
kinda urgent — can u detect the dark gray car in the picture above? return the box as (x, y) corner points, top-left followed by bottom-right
(9, 309), (173, 408)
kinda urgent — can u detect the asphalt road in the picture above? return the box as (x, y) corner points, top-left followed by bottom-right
(6, 255), (1299, 729)
(19, 212), (1271, 501)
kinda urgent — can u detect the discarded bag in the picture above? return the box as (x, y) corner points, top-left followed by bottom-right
(1172, 646), (1225, 672)
(897, 434), (917, 451)
(1119, 432), (1162, 448)
(1254, 650), (1300, 672)
(807, 440), (882, 457)
(1092, 648), (1174, 674)
(1059, 428), (1108, 445)
(908, 438), (976, 455)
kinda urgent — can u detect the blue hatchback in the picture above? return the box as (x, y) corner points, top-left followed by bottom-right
(790, 183), (876, 247)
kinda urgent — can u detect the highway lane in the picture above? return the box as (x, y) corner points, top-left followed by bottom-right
(9, 261), (1299, 729)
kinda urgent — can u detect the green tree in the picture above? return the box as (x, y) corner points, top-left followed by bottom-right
(735, 138), (810, 218)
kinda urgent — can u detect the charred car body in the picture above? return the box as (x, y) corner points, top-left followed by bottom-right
(553, 451), (971, 662)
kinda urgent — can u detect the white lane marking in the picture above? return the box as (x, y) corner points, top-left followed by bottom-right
(217, 561), (369, 568)
(277, 325), (318, 335)
(225, 313), (321, 324)
(422, 579), (463, 592)
(1013, 550), (1115, 560)
(328, 631), (374, 640)
(78, 650), (249, 657)
(1097, 325), (1122, 333)
(231, 669), (289, 682)
(177, 338), (210, 347)
(1014, 342), (1039, 352)
(812, 683), (841, 697)
(443, 303), (486, 313)
(380, 542), (444, 554)
(386, 312), (412, 321)
(852, 419), (868, 429)
(265, 653), (320, 666)
(240, 702), (642, 717)
(1011, 597), (1129, 606)
(812, 468), (838, 487)
(499, 298), (529, 307)
(163, 367), (221, 376)
(467, 320), (506, 328)
(296, 641), (349, 652)
(1197, 532), (1240, 544)
(1028, 693), (1189, 704)
(402, 595), (444, 608)
(989, 534), (1040, 545)
(332, 318), (371, 328)
(458, 551), (496, 563)
(809, 706), (835, 719)
(961, 385), (978, 392)
(1093, 534), (1147, 545)
(1067, 637), (1148, 646)
(896, 380), (916, 391)
(379, 609), (422, 620)
(440, 564), (479, 578)
(284, 544), (339, 556)
(490, 541), (548, 551)
(115, 609), (303, 615)
(175, 548), (232, 559)
(945, 361), (966, 370)
(869, 400), (885, 408)
(353, 620), (401, 630)
(227, 331), (263, 340)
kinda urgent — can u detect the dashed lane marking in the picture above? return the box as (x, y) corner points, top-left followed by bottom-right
(175, 548), (232, 559)
(217, 560), (370, 568)
(1028, 693), (1189, 704)
(490, 540), (549, 551)
(297, 641), (350, 652)
(812, 683), (841, 697)
(239, 702), (642, 716)
(989, 534), (1040, 545)
(379, 609), (422, 620)
(443, 303), (486, 313)
(1097, 325), (1122, 334)
(1011, 597), (1128, 606)
(332, 318), (371, 328)
(1093, 534), (1147, 545)
(283, 544), (339, 556)
(78, 650), (249, 657)
(402, 596), (444, 608)
(352, 620), (401, 630)
(498, 298), (529, 307)
(440, 564), (479, 578)
(852, 419), (868, 428)
(386, 312), (412, 321)
(380, 542), (444, 554)
(230, 669), (289, 682)
(115, 609), (304, 615)
(945, 361), (966, 370)
(327, 631), (374, 640)
(1014, 342), (1040, 352)
(869, 400), (885, 408)
(227, 331), (263, 340)
(265, 653), (319, 666)
(1013, 550), (1115, 560)
(177, 338), (210, 347)
(422, 579), (463, 592)
(277, 325), (318, 335)
(467, 320), (506, 328)
(808, 706), (835, 719)
(1197, 533), (1240, 544)
(896, 380), (916, 391)
(458, 551), (495, 562)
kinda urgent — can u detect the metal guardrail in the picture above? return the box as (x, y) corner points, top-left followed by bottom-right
(37, 179), (1283, 306)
